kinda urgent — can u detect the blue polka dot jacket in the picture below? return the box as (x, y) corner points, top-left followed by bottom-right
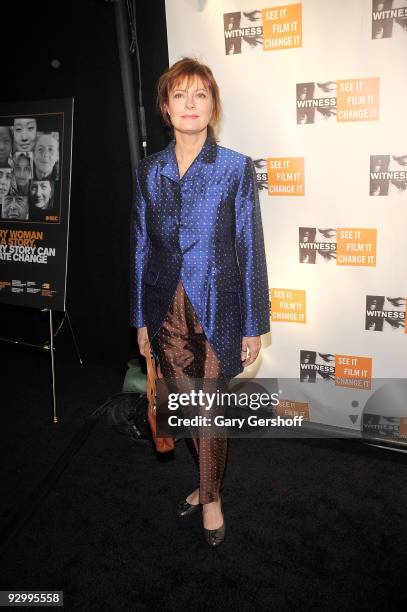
(130, 134), (270, 378)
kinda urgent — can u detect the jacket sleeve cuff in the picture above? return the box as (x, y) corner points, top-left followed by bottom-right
(130, 316), (146, 329)
(242, 323), (271, 337)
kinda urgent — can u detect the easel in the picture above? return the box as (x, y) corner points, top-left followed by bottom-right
(0, 308), (83, 423)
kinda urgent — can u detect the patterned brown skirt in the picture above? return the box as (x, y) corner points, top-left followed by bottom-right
(150, 279), (228, 504)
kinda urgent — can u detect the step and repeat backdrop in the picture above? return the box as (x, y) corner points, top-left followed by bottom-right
(165, 0), (407, 432)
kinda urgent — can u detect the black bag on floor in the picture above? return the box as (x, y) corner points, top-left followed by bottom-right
(97, 392), (152, 442)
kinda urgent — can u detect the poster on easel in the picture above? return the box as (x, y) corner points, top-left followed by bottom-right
(0, 98), (73, 312)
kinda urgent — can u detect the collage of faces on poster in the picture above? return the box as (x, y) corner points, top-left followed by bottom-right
(0, 114), (61, 224)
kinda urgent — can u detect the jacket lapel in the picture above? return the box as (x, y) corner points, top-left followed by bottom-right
(159, 135), (217, 182)
(159, 138), (179, 182)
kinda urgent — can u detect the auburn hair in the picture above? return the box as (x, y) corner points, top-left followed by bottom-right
(156, 57), (222, 142)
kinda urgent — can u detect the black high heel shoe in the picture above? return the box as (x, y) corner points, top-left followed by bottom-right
(203, 508), (226, 547)
(176, 498), (201, 517)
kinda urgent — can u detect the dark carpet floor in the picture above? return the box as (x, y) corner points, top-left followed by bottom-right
(1, 345), (407, 611)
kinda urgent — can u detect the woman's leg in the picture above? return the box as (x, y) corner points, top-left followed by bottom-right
(151, 280), (228, 516)
(188, 327), (228, 505)
(150, 279), (200, 490)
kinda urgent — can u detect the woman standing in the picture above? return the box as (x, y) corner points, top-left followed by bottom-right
(131, 57), (270, 546)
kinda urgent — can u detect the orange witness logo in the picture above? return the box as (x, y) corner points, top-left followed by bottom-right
(300, 350), (373, 389)
(270, 288), (306, 323)
(267, 158), (304, 196)
(296, 77), (380, 124)
(262, 3), (302, 50)
(335, 355), (372, 390)
(336, 228), (377, 266)
(336, 77), (380, 122)
(277, 400), (309, 420)
(299, 227), (377, 266)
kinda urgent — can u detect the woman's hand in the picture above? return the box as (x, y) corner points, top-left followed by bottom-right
(241, 336), (261, 368)
(137, 326), (150, 357)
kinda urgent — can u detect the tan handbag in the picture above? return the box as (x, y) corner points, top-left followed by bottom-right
(145, 345), (175, 453)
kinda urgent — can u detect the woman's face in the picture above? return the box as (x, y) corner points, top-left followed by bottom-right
(34, 134), (58, 176)
(30, 180), (52, 208)
(0, 168), (12, 196)
(0, 127), (12, 165)
(13, 118), (37, 152)
(2, 194), (28, 220)
(14, 155), (32, 186)
(166, 76), (214, 137)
